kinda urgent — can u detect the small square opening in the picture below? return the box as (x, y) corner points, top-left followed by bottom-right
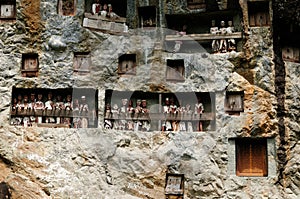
(58, 0), (76, 16)
(225, 91), (244, 115)
(118, 54), (136, 75)
(0, 0), (16, 20)
(73, 52), (91, 74)
(248, 1), (270, 27)
(21, 53), (39, 77)
(165, 173), (184, 198)
(138, 6), (157, 28)
(166, 59), (185, 82)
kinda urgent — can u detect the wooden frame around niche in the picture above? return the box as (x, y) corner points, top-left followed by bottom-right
(282, 46), (300, 63)
(165, 173), (184, 199)
(0, 0), (16, 20)
(118, 53), (137, 75)
(73, 52), (91, 74)
(224, 91), (244, 115)
(21, 53), (39, 77)
(138, 6), (157, 28)
(248, 0), (271, 27)
(166, 59), (185, 82)
(58, 0), (77, 16)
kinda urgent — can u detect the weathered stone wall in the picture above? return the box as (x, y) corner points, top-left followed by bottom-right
(0, 0), (299, 199)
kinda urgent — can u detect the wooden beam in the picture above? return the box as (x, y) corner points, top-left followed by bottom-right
(165, 32), (243, 41)
(105, 112), (215, 121)
(84, 13), (126, 23)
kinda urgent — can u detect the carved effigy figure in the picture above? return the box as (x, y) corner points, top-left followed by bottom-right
(141, 99), (151, 131)
(119, 99), (128, 130)
(226, 21), (236, 51)
(55, 95), (64, 111)
(21, 95), (31, 126)
(185, 103), (193, 115)
(111, 103), (119, 118)
(79, 96), (89, 128)
(169, 98), (177, 116)
(11, 97), (17, 114)
(23, 95), (30, 113)
(134, 99), (142, 118)
(219, 21), (227, 53)
(54, 95), (64, 124)
(64, 94), (73, 119)
(120, 98), (128, 117)
(79, 96), (89, 114)
(45, 92), (54, 111)
(169, 98), (178, 130)
(126, 100), (135, 130)
(127, 100), (135, 116)
(162, 98), (172, 131)
(177, 102), (185, 115)
(107, 4), (118, 19)
(141, 100), (149, 115)
(29, 93), (36, 110)
(194, 98), (204, 116)
(34, 94), (44, 123)
(100, 4), (108, 17)
(105, 103), (112, 118)
(27, 93), (36, 121)
(111, 103), (119, 130)
(163, 98), (170, 114)
(194, 98), (204, 131)
(45, 92), (55, 123)
(15, 94), (24, 113)
(92, 0), (101, 15)
(72, 98), (80, 114)
(210, 20), (220, 53)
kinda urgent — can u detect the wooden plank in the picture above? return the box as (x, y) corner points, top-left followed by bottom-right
(83, 17), (127, 34)
(37, 123), (70, 128)
(105, 112), (215, 121)
(84, 12), (126, 23)
(165, 32), (242, 41)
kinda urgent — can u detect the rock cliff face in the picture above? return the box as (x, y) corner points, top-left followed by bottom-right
(0, 0), (299, 198)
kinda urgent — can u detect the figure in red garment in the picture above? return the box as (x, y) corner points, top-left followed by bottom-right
(92, 0), (101, 15)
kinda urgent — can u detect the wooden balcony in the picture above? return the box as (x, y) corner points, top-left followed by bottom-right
(83, 13), (127, 34)
(104, 112), (215, 121)
(165, 32), (243, 42)
(10, 109), (95, 119)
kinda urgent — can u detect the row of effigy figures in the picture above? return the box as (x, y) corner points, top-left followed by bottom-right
(104, 97), (205, 132)
(210, 20), (236, 53)
(11, 92), (95, 128)
(92, 0), (119, 19)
